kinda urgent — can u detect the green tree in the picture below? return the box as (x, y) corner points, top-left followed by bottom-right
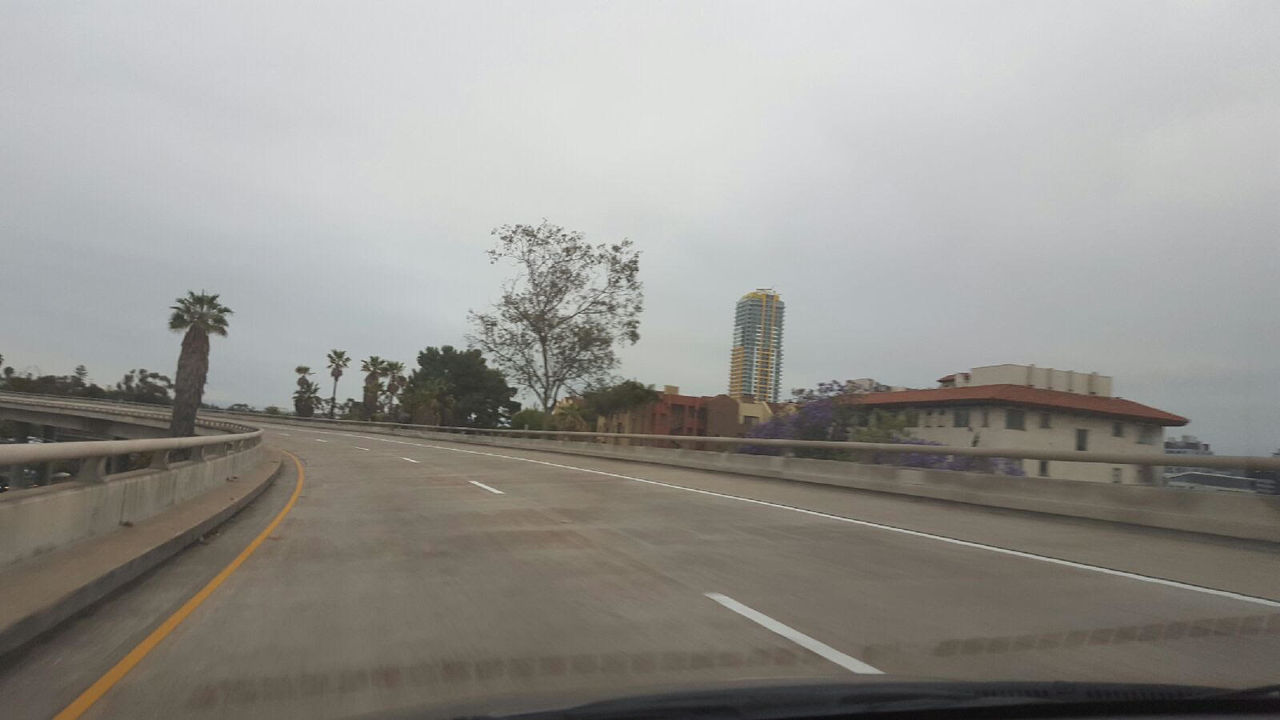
(405, 346), (519, 427)
(1, 362), (109, 400)
(509, 408), (548, 430)
(293, 366), (319, 417)
(325, 349), (350, 419)
(335, 398), (362, 420)
(360, 356), (387, 420)
(467, 221), (643, 412)
(168, 292), (232, 436)
(383, 360), (407, 419)
(293, 378), (323, 418)
(113, 368), (173, 405)
(548, 403), (588, 431)
(400, 378), (450, 426)
(577, 379), (659, 428)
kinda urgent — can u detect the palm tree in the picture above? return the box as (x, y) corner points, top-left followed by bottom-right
(383, 360), (406, 419)
(325, 349), (350, 419)
(293, 366), (322, 418)
(360, 356), (387, 420)
(293, 365), (313, 416)
(401, 377), (448, 425)
(169, 291), (232, 436)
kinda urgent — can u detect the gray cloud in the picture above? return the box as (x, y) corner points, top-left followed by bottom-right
(2, 1), (1276, 454)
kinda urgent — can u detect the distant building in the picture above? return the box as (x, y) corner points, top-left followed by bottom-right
(728, 289), (785, 403)
(706, 394), (775, 437)
(596, 386), (775, 444)
(1163, 435), (1215, 477)
(1166, 472), (1277, 495)
(938, 364), (1112, 395)
(848, 364), (1188, 484)
(845, 378), (907, 393)
(597, 385), (708, 441)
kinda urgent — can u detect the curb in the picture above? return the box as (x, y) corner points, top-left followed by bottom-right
(0, 453), (285, 660)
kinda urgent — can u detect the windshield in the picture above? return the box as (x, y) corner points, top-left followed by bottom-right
(1, 2), (1278, 719)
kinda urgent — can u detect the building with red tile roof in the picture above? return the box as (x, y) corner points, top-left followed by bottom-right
(843, 364), (1187, 485)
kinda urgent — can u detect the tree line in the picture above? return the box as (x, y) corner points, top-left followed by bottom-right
(281, 221), (651, 429)
(0, 360), (176, 406)
(6, 220), (646, 437)
(1, 291), (231, 438)
(288, 346), (520, 427)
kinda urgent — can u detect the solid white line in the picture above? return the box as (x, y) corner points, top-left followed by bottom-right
(278, 433), (291, 437)
(705, 593), (882, 674)
(354, 447), (370, 451)
(314, 439), (328, 443)
(400, 457), (419, 463)
(269, 426), (1280, 610)
(394, 438), (1280, 604)
(469, 480), (505, 495)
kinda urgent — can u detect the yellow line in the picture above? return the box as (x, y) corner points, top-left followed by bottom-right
(53, 450), (306, 720)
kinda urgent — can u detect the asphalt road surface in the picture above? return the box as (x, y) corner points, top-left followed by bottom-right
(5, 424), (1280, 719)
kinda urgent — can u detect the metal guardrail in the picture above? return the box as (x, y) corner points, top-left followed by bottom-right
(0, 431), (263, 483)
(0, 391), (255, 434)
(0, 393), (262, 488)
(206, 409), (1280, 472)
(6, 391), (1275, 476)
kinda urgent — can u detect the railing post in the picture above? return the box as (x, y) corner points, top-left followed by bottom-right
(76, 456), (108, 483)
(150, 449), (171, 470)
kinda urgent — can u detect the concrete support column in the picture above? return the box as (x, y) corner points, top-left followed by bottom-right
(7, 422), (31, 489)
(38, 424), (57, 485)
(3, 464), (20, 490)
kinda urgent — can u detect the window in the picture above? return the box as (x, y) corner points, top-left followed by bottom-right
(1038, 460), (1049, 477)
(1076, 428), (1089, 451)
(743, 416), (758, 428)
(1039, 412), (1051, 429)
(904, 410), (919, 428)
(953, 409), (970, 427)
(1111, 468), (1122, 483)
(1112, 422), (1124, 438)
(1137, 426), (1157, 445)
(1005, 409), (1025, 430)
(981, 408), (989, 427)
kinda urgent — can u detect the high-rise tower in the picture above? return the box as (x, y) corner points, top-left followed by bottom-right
(728, 288), (785, 402)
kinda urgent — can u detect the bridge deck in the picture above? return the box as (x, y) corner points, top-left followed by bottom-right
(5, 423), (1279, 719)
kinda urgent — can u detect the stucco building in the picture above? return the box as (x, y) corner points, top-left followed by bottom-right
(851, 364), (1188, 484)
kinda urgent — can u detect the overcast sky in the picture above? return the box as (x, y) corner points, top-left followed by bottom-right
(2, 1), (1277, 454)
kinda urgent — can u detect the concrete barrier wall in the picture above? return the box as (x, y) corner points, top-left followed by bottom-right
(0, 445), (262, 568)
(254, 417), (1280, 544)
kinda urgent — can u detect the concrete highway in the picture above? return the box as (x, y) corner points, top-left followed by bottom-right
(5, 424), (1280, 719)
